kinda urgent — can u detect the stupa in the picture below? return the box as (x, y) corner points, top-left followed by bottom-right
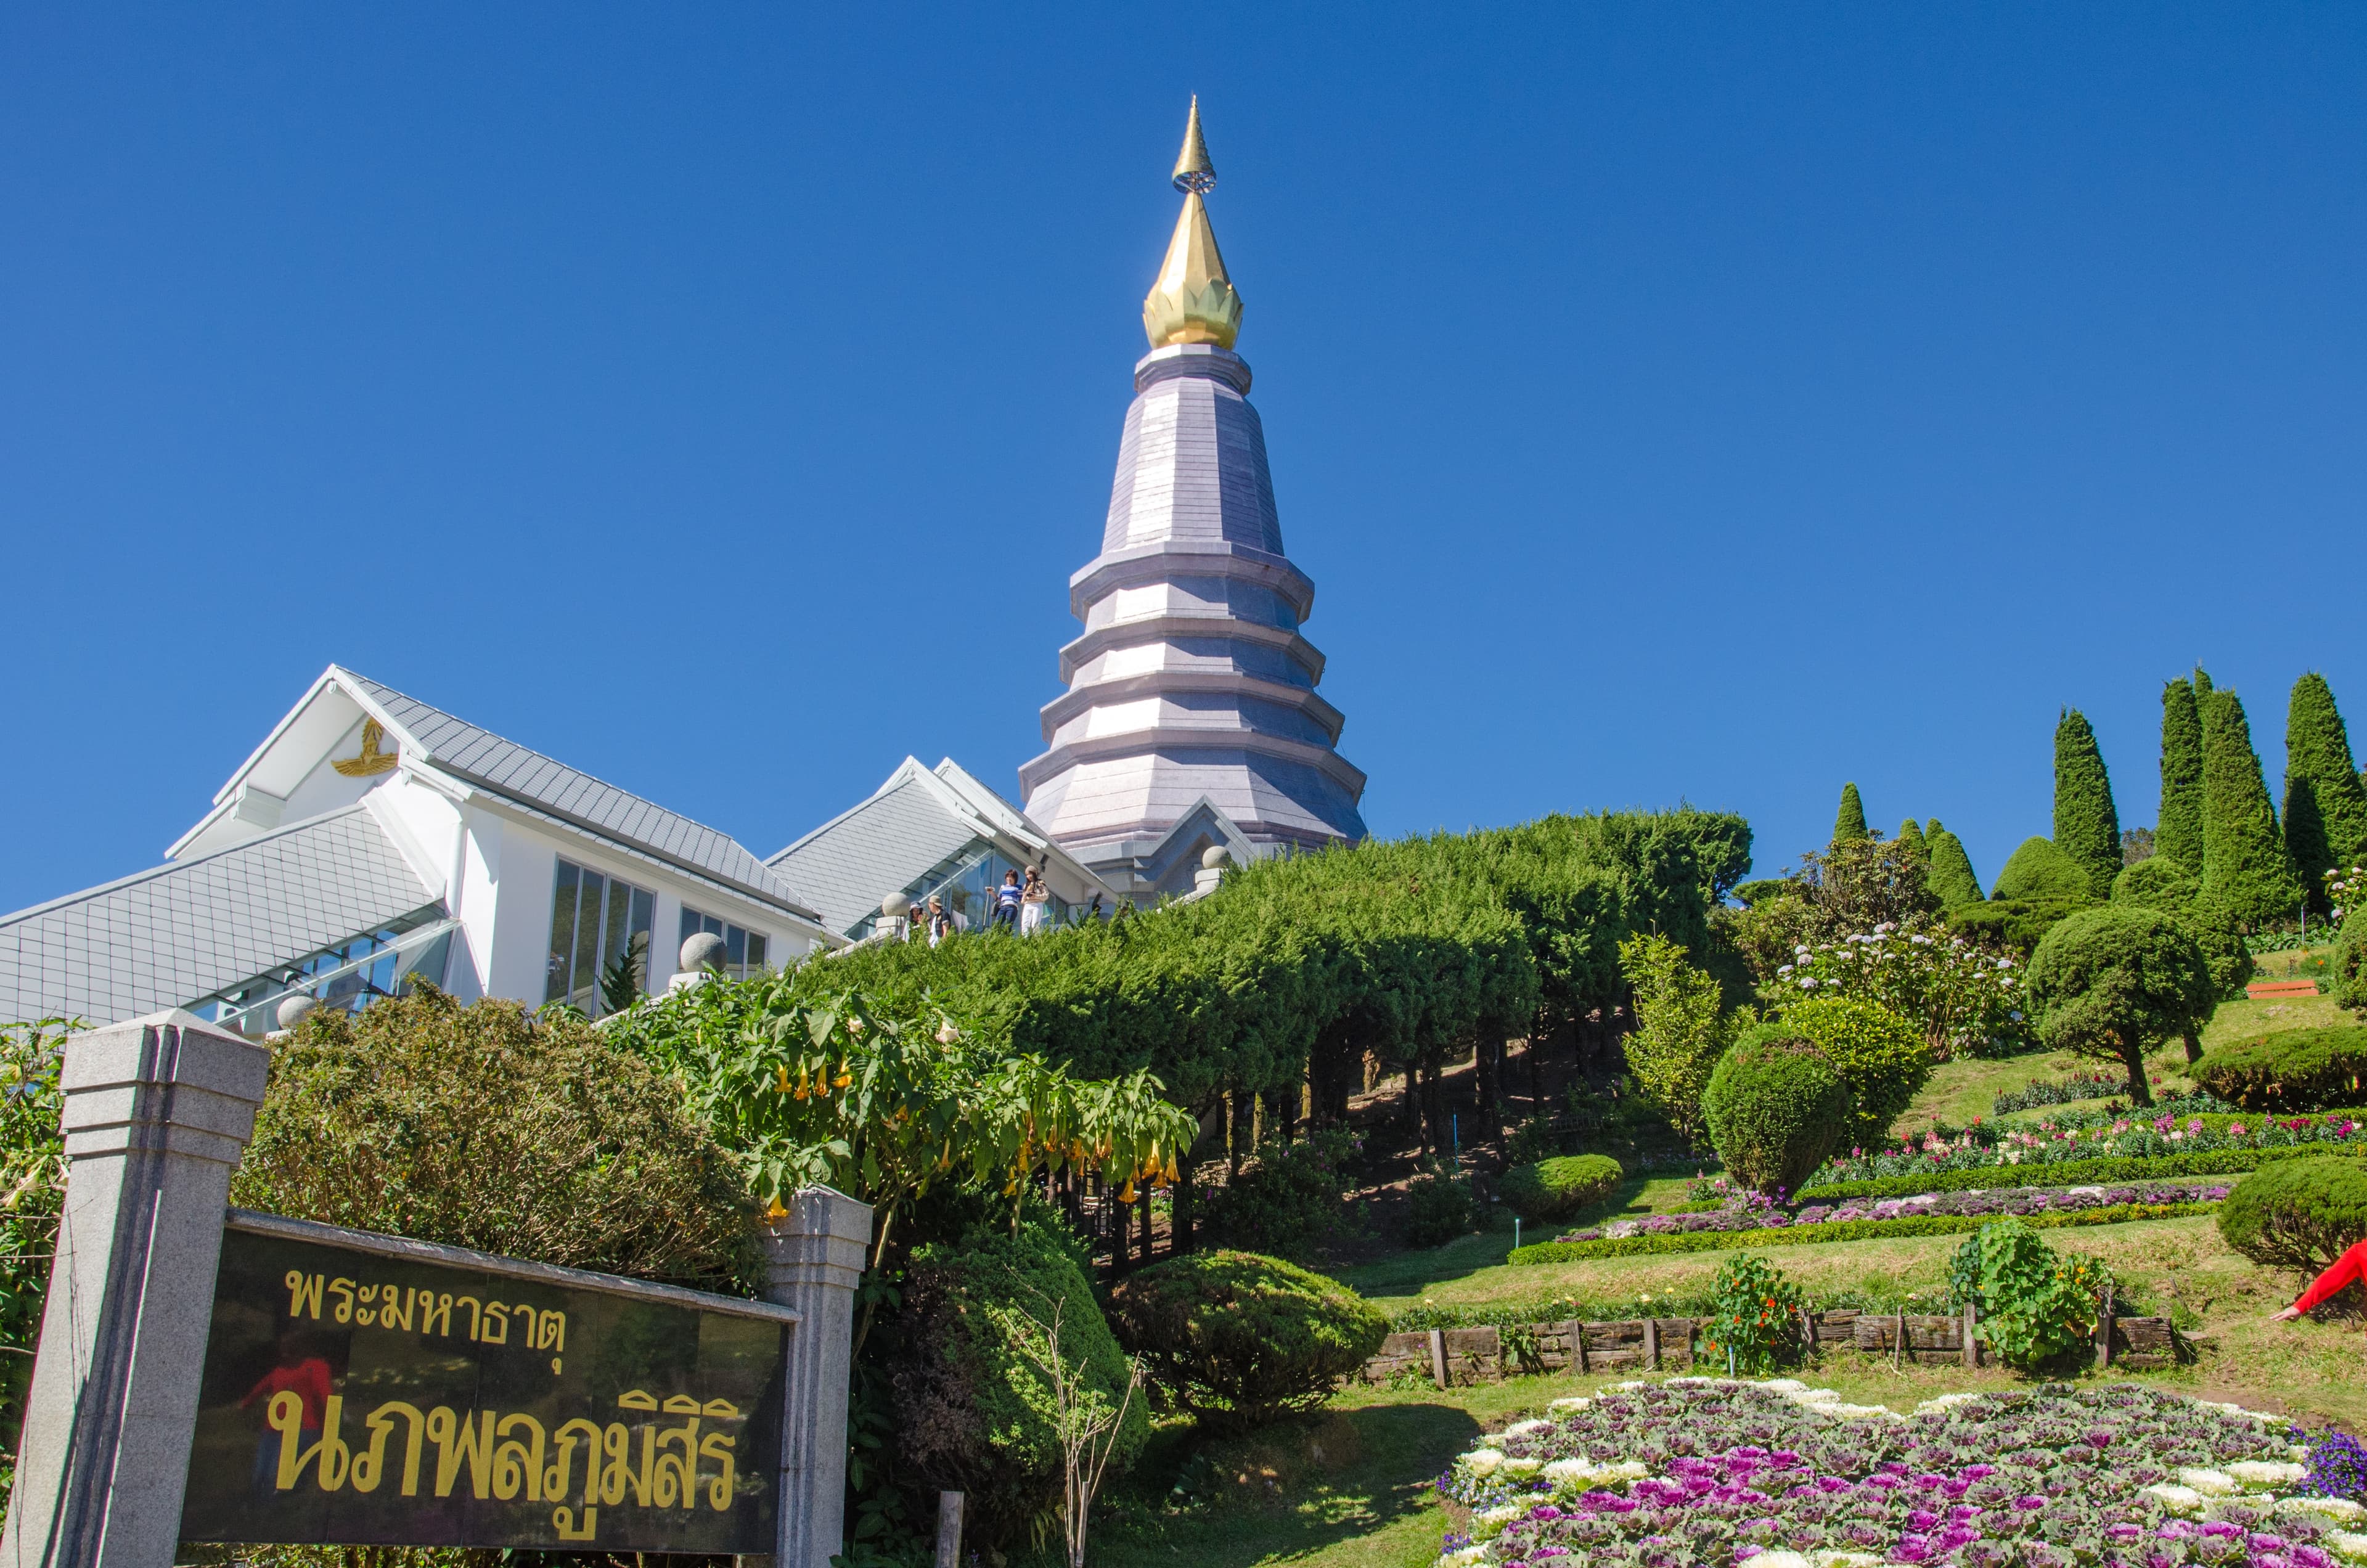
(1018, 100), (1368, 901)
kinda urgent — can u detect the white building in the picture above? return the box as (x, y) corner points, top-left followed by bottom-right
(0, 666), (838, 1035)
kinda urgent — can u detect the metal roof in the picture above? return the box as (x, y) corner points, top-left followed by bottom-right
(335, 668), (820, 923)
(767, 770), (983, 938)
(0, 805), (439, 1027)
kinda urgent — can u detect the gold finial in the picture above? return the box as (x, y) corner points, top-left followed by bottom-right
(1143, 97), (1242, 350)
(1171, 94), (1215, 194)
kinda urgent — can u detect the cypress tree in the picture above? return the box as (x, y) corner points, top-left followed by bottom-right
(2053, 708), (2122, 900)
(2283, 672), (2367, 914)
(2200, 687), (2306, 927)
(1926, 828), (1985, 909)
(1926, 819), (1943, 843)
(1895, 819), (1928, 855)
(2156, 678), (2205, 875)
(1833, 783), (1868, 844)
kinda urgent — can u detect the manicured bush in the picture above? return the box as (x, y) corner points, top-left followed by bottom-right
(1775, 995), (1929, 1151)
(1195, 1128), (1356, 1259)
(2110, 854), (2250, 1007)
(235, 986), (761, 1291)
(1698, 1255), (1805, 1374)
(1802, 1143), (2367, 1203)
(1926, 826), (1985, 910)
(1955, 837), (2099, 951)
(1498, 1154), (1624, 1222)
(2284, 674), (2367, 917)
(2157, 676), (2207, 876)
(2192, 1027), (2367, 1111)
(1505, 1201), (2217, 1265)
(2202, 687), (2307, 927)
(2216, 1155), (2367, 1271)
(1953, 1219), (2113, 1368)
(888, 1216), (1148, 1547)
(2054, 709), (2125, 900)
(1404, 1163), (1479, 1247)
(1833, 783), (1869, 844)
(1701, 1031), (1847, 1196)
(2026, 905), (2214, 1104)
(2336, 910), (2367, 1011)
(1106, 1251), (1387, 1430)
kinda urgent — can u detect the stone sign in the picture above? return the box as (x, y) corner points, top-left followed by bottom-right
(179, 1214), (791, 1553)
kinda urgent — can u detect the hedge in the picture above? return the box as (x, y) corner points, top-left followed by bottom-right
(1498, 1154), (1624, 1223)
(1797, 1143), (2366, 1204)
(2194, 1027), (2367, 1111)
(2217, 1156), (2367, 1272)
(1505, 1202), (2215, 1267)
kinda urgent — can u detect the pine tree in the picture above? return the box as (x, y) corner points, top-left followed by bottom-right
(1833, 783), (1868, 844)
(1926, 827), (1985, 909)
(2053, 708), (2122, 900)
(2156, 677), (2205, 875)
(2200, 686), (2306, 927)
(2283, 672), (2367, 915)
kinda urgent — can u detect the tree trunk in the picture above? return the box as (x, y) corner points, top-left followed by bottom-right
(1474, 1035), (1502, 1161)
(1527, 1024), (1544, 1119)
(1402, 1062), (1423, 1148)
(2120, 1037), (2154, 1106)
(2182, 1031), (2203, 1065)
(1174, 1161), (1194, 1254)
(1139, 1186), (1155, 1265)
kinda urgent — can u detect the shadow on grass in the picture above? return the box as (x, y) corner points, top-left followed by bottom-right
(1333, 1178), (1703, 1301)
(1031, 1400), (1484, 1568)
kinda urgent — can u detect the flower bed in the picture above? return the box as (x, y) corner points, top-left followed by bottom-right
(1556, 1183), (2226, 1244)
(1508, 1203), (2210, 1267)
(1434, 1378), (2336, 1568)
(1802, 1147), (2366, 1206)
(1804, 1112), (2367, 1191)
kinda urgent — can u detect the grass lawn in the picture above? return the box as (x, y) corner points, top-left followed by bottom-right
(2206, 990), (2354, 1047)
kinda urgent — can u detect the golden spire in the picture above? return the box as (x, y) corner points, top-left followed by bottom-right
(1142, 96), (1242, 351)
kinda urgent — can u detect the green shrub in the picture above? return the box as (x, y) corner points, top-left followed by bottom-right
(2216, 1156), (2367, 1271)
(1734, 878), (1797, 908)
(1776, 996), (1930, 1151)
(1505, 1115), (1564, 1165)
(1404, 1163), (1479, 1247)
(0, 1020), (69, 1464)
(1992, 836), (2098, 905)
(1802, 1143), (2366, 1203)
(1498, 1154), (1624, 1222)
(2112, 856), (2252, 1005)
(2191, 1027), (2367, 1111)
(1505, 1202), (2214, 1265)
(888, 1216), (1148, 1547)
(1106, 1251), (1387, 1430)
(234, 986), (760, 1290)
(1196, 1128), (1356, 1259)
(2054, 709), (2125, 900)
(1617, 933), (1736, 1149)
(2159, 676), (2207, 874)
(1926, 828), (1985, 910)
(1955, 1220), (2113, 1368)
(1702, 1031), (1847, 1196)
(1699, 1255), (1806, 1374)
(2026, 906), (2214, 1103)
(2336, 911), (2367, 1011)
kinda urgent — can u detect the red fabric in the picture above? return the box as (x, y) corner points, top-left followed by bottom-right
(240, 1358), (333, 1428)
(2292, 1239), (2367, 1314)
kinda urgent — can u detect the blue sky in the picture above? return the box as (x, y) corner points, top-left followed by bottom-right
(5, 5), (2364, 915)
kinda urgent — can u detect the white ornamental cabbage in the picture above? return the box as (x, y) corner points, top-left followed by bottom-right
(2176, 1468), (2240, 1497)
(1542, 1458), (1598, 1486)
(2227, 1460), (2308, 1490)
(2326, 1531), (2367, 1562)
(1745, 1553), (1813, 1568)
(1502, 1456), (1544, 1478)
(1547, 1396), (1594, 1413)
(1435, 1548), (1489, 1568)
(1462, 1449), (1503, 1478)
(1470, 1503), (1526, 1539)
(1812, 1553), (1884, 1568)
(2282, 1497), (2367, 1524)
(2141, 1484), (2206, 1514)
(1503, 1418), (1553, 1438)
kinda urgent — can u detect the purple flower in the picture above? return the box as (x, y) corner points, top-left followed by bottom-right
(2014, 1495), (2048, 1511)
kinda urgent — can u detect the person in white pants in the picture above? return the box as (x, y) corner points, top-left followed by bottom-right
(1018, 868), (1050, 935)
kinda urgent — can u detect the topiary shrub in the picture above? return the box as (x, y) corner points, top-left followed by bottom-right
(1404, 1162), (1478, 1247)
(1992, 836), (2099, 905)
(234, 986), (760, 1290)
(1498, 1154), (1624, 1222)
(1106, 1251), (1386, 1431)
(2026, 905), (2215, 1104)
(2216, 1156), (2367, 1271)
(2191, 1026), (2367, 1111)
(1195, 1129), (1357, 1259)
(1702, 1029), (1849, 1196)
(1774, 996), (1930, 1151)
(2336, 910), (2367, 1011)
(887, 1215), (1148, 1547)
(2112, 855), (2252, 1008)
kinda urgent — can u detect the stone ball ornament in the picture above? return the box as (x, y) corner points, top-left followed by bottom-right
(1202, 845), (1232, 870)
(679, 931), (729, 975)
(274, 993), (319, 1031)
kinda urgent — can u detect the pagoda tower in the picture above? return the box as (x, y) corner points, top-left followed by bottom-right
(1019, 100), (1368, 901)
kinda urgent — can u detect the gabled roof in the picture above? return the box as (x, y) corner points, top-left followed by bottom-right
(195, 667), (822, 926)
(767, 761), (983, 937)
(0, 803), (439, 1027)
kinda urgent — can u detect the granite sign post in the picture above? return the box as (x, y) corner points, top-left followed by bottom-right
(0, 1009), (872, 1568)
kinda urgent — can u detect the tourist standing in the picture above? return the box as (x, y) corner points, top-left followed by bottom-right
(1019, 867), (1050, 935)
(925, 895), (949, 947)
(994, 869), (1023, 931)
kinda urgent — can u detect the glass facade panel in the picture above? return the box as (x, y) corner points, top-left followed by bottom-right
(544, 859), (655, 1016)
(871, 841), (1075, 941)
(678, 906), (771, 979)
(198, 909), (452, 1039)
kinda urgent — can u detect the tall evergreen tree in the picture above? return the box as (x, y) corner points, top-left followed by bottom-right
(1833, 783), (1868, 844)
(2053, 708), (2123, 900)
(2283, 672), (2367, 915)
(1926, 827), (1985, 909)
(2157, 677), (2206, 875)
(1895, 819), (1928, 855)
(2201, 687), (2306, 927)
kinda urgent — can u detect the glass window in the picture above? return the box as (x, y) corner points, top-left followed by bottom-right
(678, 907), (773, 979)
(545, 859), (655, 1016)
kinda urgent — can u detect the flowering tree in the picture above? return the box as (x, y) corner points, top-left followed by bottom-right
(1773, 918), (2023, 1060)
